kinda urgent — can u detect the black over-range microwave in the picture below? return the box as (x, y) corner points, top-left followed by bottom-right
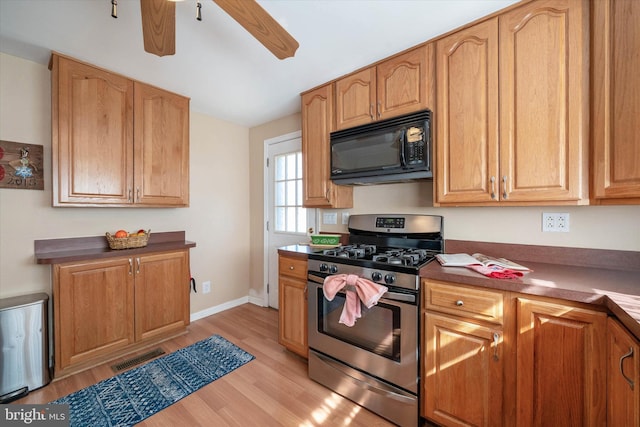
(330, 110), (432, 185)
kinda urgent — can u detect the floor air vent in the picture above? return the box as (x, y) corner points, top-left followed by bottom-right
(111, 348), (165, 372)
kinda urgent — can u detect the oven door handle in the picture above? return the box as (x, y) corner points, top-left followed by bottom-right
(313, 351), (416, 404)
(308, 274), (416, 304)
(308, 273), (325, 285)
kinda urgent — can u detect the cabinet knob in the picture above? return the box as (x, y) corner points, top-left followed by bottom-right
(289, 265), (294, 270)
(455, 300), (464, 306)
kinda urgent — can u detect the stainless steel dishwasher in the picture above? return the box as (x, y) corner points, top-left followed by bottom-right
(0, 293), (51, 403)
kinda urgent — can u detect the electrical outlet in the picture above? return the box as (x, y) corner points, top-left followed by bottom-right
(202, 281), (211, 294)
(342, 212), (350, 225)
(542, 213), (570, 232)
(323, 212), (338, 225)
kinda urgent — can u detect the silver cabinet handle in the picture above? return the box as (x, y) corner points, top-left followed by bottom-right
(128, 258), (133, 275)
(136, 257), (141, 274)
(490, 176), (496, 199)
(369, 104), (374, 120)
(136, 187), (141, 202)
(455, 300), (464, 306)
(619, 347), (635, 390)
(493, 332), (500, 361)
(377, 100), (382, 118)
(502, 175), (508, 199)
(128, 188), (132, 202)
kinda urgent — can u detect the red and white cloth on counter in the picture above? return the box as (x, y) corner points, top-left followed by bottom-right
(323, 274), (388, 327)
(466, 264), (524, 279)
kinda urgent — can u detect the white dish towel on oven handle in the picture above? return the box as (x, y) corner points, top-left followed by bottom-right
(323, 274), (388, 327)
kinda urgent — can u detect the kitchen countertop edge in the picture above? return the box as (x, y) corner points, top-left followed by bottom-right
(35, 231), (196, 265)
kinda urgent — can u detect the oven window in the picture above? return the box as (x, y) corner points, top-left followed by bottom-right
(317, 289), (401, 362)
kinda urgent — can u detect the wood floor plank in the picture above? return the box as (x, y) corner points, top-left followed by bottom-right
(14, 303), (394, 426)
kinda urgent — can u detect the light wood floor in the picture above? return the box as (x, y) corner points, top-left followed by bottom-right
(16, 303), (394, 426)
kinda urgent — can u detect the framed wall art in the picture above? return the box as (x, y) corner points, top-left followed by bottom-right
(0, 140), (44, 190)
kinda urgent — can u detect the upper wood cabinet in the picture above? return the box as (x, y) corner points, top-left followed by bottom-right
(591, 0), (640, 204)
(335, 45), (434, 130)
(133, 82), (190, 206)
(607, 317), (639, 426)
(435, 0), (589, 205)
(301, 84), (353, 208)
(51, 54), (189, 207)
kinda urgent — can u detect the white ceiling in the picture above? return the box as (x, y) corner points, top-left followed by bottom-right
(0, 0), (518, 128)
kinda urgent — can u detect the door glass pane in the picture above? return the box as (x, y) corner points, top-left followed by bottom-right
(274, 150), (306, 233)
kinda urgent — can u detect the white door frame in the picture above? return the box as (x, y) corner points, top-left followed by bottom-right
(263, 130), (304, 307)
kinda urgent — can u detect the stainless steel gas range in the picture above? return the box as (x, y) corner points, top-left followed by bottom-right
(307, 214), (444, 427)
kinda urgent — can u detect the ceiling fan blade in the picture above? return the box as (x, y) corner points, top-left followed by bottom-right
(212, 0), (299, 60)
(140, 0), (176, 57)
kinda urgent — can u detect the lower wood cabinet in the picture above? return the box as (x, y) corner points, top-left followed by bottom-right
(607, 317), (639, 426)
(422, 279), (613, 427)
(516, 298), (607, 427)
(424, 312), (504, 427)
(423, 279), (505, 427)
(53, 249), (190, 378)
(277, 253), (308, 358)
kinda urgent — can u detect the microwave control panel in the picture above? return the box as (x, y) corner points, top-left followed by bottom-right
(405, 126), (426, 165)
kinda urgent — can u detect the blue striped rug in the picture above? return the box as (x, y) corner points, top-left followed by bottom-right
(51, 335), (255, 427)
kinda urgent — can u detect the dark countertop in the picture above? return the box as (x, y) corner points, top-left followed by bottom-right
(35, 231), (196, 264)
(421, 260), (640, 340)
(277, 244), (323, 256)
(279, 240), (640, 340)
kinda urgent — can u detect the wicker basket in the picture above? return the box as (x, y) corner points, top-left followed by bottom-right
(105, 230), (151, 250)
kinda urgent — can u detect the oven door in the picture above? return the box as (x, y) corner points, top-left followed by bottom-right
(307, 272), (418, 394)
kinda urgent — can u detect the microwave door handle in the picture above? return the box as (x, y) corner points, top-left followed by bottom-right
(399, 130), (407, 167)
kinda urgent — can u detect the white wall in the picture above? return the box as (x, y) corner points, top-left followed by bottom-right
(0, 53), (251, 315)
(319, 182), (640, 251)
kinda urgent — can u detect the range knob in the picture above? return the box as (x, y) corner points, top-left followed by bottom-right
(384, 274), (396, 285)
(371, 272), (383, 282)
(329, 264), (338, 274)
(319, 263), (329, 272)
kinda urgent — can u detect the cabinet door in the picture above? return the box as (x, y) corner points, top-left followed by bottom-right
(134, 250), (190, 342)
(278, 273), (308, 358)
(592, 0), (640, 203)
(516, 298), (606, 427)
(335, 67), (376, 130)
(607, 317), (640, 426)
(424, 312), (503, 427)
(55, 258), (134, 375)
(52, 55), (134, 205)
(134, 82), (190, 206)
(301, 84), (353, 208)
(377, 45), (433, 121)
(435, 18), (499, 204)
(499, 0), (588, 202)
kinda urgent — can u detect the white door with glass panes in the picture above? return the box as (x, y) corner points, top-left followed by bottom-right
(265, 131), (316, 308)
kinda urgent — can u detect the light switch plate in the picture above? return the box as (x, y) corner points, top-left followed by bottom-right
(342, 212), (350, 225)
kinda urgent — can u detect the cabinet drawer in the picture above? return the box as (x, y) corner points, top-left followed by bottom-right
(425, 279), (504, 324)
(279, 256), (308, 280)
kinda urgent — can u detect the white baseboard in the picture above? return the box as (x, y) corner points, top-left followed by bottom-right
(190, 295), (267, 322)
